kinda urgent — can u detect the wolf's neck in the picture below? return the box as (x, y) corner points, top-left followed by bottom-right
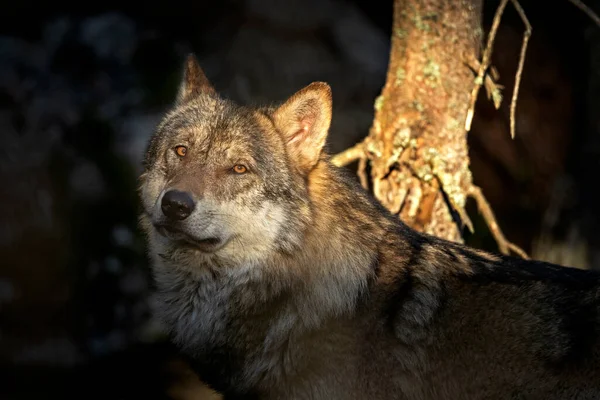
(283, 162), (386, 326)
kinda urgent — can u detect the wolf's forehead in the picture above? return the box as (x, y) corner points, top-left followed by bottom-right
(159, 100), (268, 155)
(160, 97), (229, 134)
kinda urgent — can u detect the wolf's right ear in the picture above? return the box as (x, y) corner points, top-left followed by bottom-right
(175, 53), (216, 105)
(272, 82), (332, 174)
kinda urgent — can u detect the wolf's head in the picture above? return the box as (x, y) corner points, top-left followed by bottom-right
(139, 54), (333, 270)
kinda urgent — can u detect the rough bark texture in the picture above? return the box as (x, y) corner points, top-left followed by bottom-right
(365, 0), (483, 242)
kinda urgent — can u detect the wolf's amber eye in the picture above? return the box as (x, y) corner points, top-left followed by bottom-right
(232, 164), (247, 174)
(174, 146), (187, 157)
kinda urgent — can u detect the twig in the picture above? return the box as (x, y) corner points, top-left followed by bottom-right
(330, 142), (365, 167)
(465, 0), (509, 132)
(567, 0), (600, 27)
(358, 157), (369, 190)
(509, 0), (531, 139)
(464, 54), (504, 110)
(507, 242), (529, 259)
(452, 198), (475, 234)
(468, 185), (529, 259)
(431, 173), (474, 233)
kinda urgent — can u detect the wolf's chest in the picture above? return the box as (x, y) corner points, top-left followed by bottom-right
(158, 275), (264, 395)
(157, 273), (236, 351)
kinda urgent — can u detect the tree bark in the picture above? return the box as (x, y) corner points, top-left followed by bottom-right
(363, 0), (483, 242)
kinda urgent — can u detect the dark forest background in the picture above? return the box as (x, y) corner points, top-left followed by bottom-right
(1, 0), (600, 398)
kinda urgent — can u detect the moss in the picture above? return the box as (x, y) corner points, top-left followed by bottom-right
(395, 67), (406, 86)
(421, 38), (436, 52)
(366, 140), (382, 158)
(447, 118), (461, 131)
(414, 162), (434, 182)
(491, 87), (503, 109)
(412, 10), (438, 32)
(424, 60), (441, 88)
(412, 101), (425, 112)
(413, 13), (431, 32)
(474, 26), (484, 40)
(395, 28), (408, 39)
(374, 95), (385, 111)
(394, 126), (411, 148)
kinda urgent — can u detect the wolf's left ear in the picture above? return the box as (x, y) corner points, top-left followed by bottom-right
(176, 53), (216, 104)
(272, 82), (332, 173)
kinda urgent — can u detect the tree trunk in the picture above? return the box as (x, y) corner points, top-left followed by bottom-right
(364, 0), (483, 242)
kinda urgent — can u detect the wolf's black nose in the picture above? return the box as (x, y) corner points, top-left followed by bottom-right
(161, 190), (195, 220)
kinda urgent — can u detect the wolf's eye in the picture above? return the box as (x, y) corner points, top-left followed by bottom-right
(174, 146), (187, 157)
(232, 164), (247, 174)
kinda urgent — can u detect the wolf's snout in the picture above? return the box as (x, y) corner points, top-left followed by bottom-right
(161, 190), (195, 220)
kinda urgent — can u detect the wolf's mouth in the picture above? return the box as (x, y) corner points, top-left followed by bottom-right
(153, 223), (224, 252)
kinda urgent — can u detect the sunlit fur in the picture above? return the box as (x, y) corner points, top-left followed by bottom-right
(139, 55), (600, 399)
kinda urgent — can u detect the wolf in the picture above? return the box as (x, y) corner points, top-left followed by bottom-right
(138, 54), (600, 399)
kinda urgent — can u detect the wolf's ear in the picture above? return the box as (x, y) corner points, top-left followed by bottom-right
(272, 82), (332, 173)
(176, 53), (216, 104)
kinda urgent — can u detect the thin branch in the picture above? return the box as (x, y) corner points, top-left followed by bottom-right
(464, 54), (504, 109)
(465, 0), (509, 132)
(432, 173), (474, 233)
(507, 242), (530, 259)
(509, 0), (531, 139)
(468, 185), (529, 259)
(358, 157), (369, 190)
(330, 142), (365, 167)
(453, 199), (475, 234)
(567, 0), (600, 27)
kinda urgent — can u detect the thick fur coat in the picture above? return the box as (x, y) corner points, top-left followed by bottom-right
(138, 55), (600, 399)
